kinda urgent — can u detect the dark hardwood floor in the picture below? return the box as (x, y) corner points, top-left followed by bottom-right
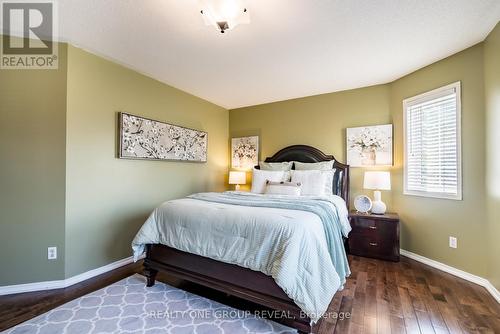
(316, 256), (500, 334)
(1, 255), (499, 333)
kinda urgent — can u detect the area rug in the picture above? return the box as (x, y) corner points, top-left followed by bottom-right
(4, 274), (296, 334)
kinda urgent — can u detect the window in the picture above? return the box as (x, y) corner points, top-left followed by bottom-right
(403, 82), (462, 200)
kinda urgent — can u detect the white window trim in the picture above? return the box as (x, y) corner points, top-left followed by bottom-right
(403, 81), (463, 201)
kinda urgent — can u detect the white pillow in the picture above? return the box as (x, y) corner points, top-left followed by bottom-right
(265, 181), (302, 196)
(291, 170), (334, 196)
(251, 169), (290, 194)
(293, 160), (334, 171)
(259, 161), (293, 171)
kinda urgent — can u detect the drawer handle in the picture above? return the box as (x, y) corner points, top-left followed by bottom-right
(368, 226), (377, 230)
(369, 242), (378, 246)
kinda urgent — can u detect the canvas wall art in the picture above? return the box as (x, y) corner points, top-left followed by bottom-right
(231, 136), (259, 169)
(119, 113), (207, 162)
(347, 124), (393, 167)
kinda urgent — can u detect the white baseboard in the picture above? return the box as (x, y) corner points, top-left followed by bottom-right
(0, 279), (67, 296)
(401, 249), (500, 304)
(0, 255), (143, 296)
(63, 256), (137, 287)
(2, 250), (499, 305)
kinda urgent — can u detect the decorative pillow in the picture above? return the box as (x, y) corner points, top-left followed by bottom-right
(265, 181), (302, 196)
(290, 170), (334, 196)
(251, 169), (290, 194)
(259, 161), (293, 171)
(293, 160), (335, 171)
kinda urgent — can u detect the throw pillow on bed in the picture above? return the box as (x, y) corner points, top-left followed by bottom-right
(290, 170), (334, 196)
(264, 181), (302, 196)
(293, 160), (335, 171)
(259, 161), (293, 171)
(251, 169), (290, 194)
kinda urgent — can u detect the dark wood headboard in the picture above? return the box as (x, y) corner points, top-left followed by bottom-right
(260, 145), (350, 205)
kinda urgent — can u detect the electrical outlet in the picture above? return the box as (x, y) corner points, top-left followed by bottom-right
(48, 247), (57, 260)
(449, 237), (457, 249)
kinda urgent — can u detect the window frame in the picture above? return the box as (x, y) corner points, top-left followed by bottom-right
(403, 81), (462, 201)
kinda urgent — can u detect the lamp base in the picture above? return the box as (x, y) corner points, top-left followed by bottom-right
(371, 201), (387, 215)
(235, 184), (240, 191)
(371, 190), (387, 214)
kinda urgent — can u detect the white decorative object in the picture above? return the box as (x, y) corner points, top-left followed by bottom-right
(347, 124), (393, 167)
(232, 136), (259, 170)
(354, 195), (372, 214)
(363, 171), (391, 214)
(229, 171), (246, 190)
(199, 0), (250, 33)
(119, 113), (207, 162)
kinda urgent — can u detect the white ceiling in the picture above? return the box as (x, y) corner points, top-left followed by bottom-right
(58, 0), (500, 109)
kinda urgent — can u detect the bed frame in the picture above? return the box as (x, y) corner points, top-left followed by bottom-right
(143, 145), (350, 333)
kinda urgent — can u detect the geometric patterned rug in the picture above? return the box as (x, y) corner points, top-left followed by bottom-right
(3, 274), (297, 334)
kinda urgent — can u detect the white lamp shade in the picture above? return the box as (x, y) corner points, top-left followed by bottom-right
(363, 171), (391, 190)
(229, 171), (246, 185)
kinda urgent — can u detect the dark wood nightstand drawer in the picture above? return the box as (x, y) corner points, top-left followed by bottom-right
(348, 211), (400, 262)
(350, 217), (397, 238)
(348, 233), (399, 261)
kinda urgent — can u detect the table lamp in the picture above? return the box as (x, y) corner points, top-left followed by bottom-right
(363, 171), (391, 214)
(229, 171), (246, 191)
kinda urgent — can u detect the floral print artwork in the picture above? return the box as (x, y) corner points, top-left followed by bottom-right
(231, 136), (259, 169)
(120, 113), (207, 162)
(347, 124), (393, 167)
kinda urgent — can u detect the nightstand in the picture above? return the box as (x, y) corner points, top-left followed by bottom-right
(348, 211), (400, 262)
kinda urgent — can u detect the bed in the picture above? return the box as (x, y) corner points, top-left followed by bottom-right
(132, 145), (350, 333)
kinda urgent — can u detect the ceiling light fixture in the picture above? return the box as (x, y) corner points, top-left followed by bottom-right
(199, 0), (250, 33)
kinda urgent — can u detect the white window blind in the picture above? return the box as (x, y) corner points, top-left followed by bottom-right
(403, 82), (462, 200)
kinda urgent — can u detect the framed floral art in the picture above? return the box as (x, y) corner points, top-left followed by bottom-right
(347, 124), (393, 167)
(231, 136), (259, 170)
(119, 112), (207, 162)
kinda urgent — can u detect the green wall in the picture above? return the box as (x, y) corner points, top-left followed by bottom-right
(484, 22), (500, 290)
(230, 84), (392, 208)
(0, 40), (228, 285)
(390, 44), (488, 277)
(64, 45), (229, 277)
(0, 42), (68, 285)
(230, 44), (491, 279)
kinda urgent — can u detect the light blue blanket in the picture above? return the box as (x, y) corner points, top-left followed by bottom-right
(189, 192), (351, 283)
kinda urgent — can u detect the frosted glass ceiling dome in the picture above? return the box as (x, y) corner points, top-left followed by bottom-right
(199, 0), (250, 33)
